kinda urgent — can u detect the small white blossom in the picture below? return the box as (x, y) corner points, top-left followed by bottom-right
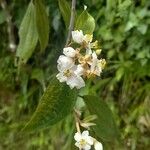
(74, 130), (103, 150)
(56, 56), (85, 89)
(72, 30), (84, 44)
(63, 47), (76, 57)
(94, 141), (103, 150)
(74, 131), (93, 150)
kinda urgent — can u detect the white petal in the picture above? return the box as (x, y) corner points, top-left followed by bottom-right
(57, 55), (74, 70)
(75, 142), (82, 149)
(90, 52), (98, 72)
(74, 65), (84, 76)
(72, 30), (84, 44)
(83, 144), (91, 150)
(94, 141), (103, 150)
(56, 73), (67, 82)
(63, 47), (76, 57)
(85, 136), (94, 145)
(77, 76), (85, 89)
(86, 47), (92, 55)
(67, 75), (85, 89)
(82, 130), (89, 137)
(74, 132), (82, 142)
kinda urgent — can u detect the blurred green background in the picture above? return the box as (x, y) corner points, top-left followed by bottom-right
(0, 0), (150, 149)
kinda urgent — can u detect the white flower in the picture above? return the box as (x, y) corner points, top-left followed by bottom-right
(74, 130), (103, 150)
(94, 141), (103, 150)
(56, 30), (106, 89)
(63, 47), (76, 57)
(56, 55), (85, 89)
(74, 131), (93, 150)
(72, 30), (84, 44)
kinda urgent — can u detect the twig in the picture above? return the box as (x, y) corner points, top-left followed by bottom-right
(1, 0), (16, 52)
(65, 0), (76, 46)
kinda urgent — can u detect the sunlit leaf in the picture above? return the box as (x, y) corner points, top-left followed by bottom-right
(58, 0), (71, 28)
(83, 95), (120, 141)
(75, 10), (95, 34)
(115, 67), (124, 81)
(23, 76), (77, 132)
(34, 0), (49, 52)
(16, 1), (38, 64)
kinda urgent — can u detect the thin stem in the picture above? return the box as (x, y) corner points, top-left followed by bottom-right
(74, 108), (81, 133)
(1, 0), (16, 52)
(75, 120), (81, 133)
(65, 0), (76, 46)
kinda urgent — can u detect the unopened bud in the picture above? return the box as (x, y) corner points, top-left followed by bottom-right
(96, 49), (102, 55)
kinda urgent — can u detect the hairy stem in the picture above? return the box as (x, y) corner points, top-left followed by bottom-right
(1, 0), (16, 52)
(65, 0), (76, 46)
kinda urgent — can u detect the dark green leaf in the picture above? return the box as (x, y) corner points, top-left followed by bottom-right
(16, 2), (38, 64)
(58, 0), (71, 28)
(75, 10), (95, 34)
(23, 76), (77, 132)
(83, 95), (120, 141)
(34, 0), (49, 52)
(31, 68), (45, 91)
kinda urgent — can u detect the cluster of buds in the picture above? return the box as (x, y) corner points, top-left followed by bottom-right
(56, 30), (106, 89)
(74, 130), (103, 150)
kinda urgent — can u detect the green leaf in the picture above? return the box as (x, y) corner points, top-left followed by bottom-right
(115, 67), (124, 81)
(16, 1), (38, 64)
(31, 68), (46, 91)
(34, 0), (49, 52)
(58, 0), (71, 28)
(75, 10), (95, 34)
(83, 95), (120, 141)
(23, 76), (77, 132)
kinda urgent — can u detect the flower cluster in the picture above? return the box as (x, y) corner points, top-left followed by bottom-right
(74, 130), (103, 150)
(56, 30), (106, 89)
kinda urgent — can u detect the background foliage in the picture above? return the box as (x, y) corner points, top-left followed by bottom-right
(0, 0), (150, 149)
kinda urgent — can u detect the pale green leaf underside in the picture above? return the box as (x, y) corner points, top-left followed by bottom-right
(75, 10), (95, 34)
(16, 2), (38, 63)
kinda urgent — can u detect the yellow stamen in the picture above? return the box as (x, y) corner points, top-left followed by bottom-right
(64, 69), (72, 77)
(79, 139), (87, 146)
